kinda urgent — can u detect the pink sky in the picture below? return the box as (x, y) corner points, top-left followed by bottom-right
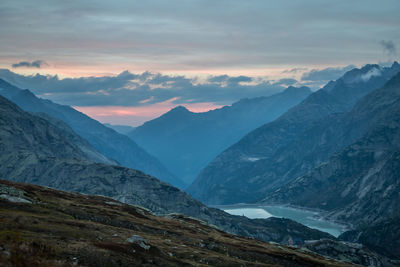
(74, 100), (223, 127)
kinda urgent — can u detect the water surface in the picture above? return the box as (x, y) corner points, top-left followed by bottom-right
(221, 205), (346, 237)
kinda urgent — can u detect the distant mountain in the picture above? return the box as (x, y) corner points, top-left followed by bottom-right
(263, 72), (400, 228)
(0, 79), (184, 188)
(103, 123), (135, 134)
(189, 62), (400, 204)
(128, 86), (312, 184)
(0, 94), (332, 245)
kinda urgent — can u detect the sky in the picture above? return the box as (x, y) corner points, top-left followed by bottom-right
(0, 0), (399, 126)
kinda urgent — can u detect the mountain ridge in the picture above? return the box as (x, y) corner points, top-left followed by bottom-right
(129, 86), (312, 184)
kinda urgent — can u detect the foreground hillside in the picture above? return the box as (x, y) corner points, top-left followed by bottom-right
(0, 180), (350, 267)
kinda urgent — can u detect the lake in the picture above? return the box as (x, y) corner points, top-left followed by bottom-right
(221, 205), (347, 237)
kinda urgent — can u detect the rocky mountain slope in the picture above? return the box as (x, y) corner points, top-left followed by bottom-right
(0, 180), (352, 267)
(340, 215), (400, 260)
(0, 78), (184, 188)
(128, 86), (311, 184)
(189, 62), (400, 205)
(263, 72), (400, 227)
(0, 94), (332, 245)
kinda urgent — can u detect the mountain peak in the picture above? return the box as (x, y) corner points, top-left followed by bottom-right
(283, 86), (311, 94)
(168, 105), (191, 114)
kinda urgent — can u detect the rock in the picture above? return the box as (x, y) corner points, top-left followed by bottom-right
(127, 235), (150, 250)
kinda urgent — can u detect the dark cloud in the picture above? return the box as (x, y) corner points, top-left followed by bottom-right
(12, 60), (47, 68)
(0, 69), (285, 107)
(380, 40), (397, 57)
(301, 65), (355, 82)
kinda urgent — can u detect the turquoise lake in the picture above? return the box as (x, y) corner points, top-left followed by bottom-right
(221, 205), (347, 237)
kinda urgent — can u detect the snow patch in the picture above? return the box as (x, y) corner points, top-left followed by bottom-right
(242, 156), (265, 162)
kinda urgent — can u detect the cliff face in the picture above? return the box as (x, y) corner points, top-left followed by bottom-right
(189, 63), (400, 205)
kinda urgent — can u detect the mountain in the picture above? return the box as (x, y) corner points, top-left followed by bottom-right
(263, 72), (400, 227)
(0, 94), (332, 245)
(0, 78), (184, 188)
(189, 62), (400, 205)
(0, 180), (351, 267)
(34, 112), (117, 165)
(103, 123), (135, 134)
(128, 86), (311, 184)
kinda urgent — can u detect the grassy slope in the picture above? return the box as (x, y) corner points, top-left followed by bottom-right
(0, 180), (350, 267)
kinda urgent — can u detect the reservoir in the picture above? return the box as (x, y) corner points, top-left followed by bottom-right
(220, 205), (347, 237)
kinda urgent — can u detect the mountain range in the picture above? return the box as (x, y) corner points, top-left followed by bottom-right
(128, 86), (311, 184)
(0, 93), (333, 246)
(189, 62), (400, 205)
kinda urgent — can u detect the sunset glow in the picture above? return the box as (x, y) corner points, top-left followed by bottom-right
(74, 101), (223, 126)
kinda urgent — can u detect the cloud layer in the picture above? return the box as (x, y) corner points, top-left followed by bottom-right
(0, 68), (293, 107)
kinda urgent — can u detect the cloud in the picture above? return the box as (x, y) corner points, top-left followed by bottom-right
(281, 68), (308, 74)
(0, 69), (286, 107)
(273, 78), (297, 86)
(11, 60), (47, 68)
(301, 65), (355, 82)
(380, 40), (397, 57)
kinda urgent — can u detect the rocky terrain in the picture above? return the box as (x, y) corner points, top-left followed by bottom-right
(189, 62), (400, 205)
(339, 215), (400, 260)
(0, 180), (354, 267)
(0, 93), (332, 246)
(0, 78), (184, 188)
(129, 86), (311, 185)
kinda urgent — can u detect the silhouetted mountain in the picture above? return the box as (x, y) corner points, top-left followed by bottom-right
(189, 62), (400, 204)
(0, 94), (332, 245)
(0, 79), (184, 188)
(129, 86), (311, 184)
